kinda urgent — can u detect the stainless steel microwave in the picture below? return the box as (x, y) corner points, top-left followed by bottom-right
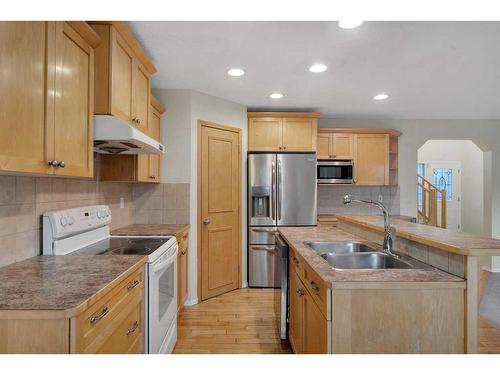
(317, 160), (354, 184)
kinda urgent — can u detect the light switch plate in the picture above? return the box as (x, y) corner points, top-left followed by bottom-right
(378, 195), (383, 202)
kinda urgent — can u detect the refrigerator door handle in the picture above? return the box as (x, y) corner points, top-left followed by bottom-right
(271, 159), (276, 221)
(277, 159), (282, 221)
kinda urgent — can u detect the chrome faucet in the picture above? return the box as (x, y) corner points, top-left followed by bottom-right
(343, 194), (398, 257)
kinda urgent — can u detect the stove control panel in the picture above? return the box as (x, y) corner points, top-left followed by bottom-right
(43, 205), (112, 239)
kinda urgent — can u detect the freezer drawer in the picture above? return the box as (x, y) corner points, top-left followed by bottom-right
(248, 245), (280, 287)
(248, 227), (278, 245)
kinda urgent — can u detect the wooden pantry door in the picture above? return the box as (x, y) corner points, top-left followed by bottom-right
(198, 121), (242, 301)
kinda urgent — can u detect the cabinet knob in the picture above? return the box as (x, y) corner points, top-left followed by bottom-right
(58, 161), (65, 168)
(332, 154), (336, 158)
(202, 217), (210, 225)
(297, 288), (304, 296)
(149, 175), (156, 179)
(48, 160), (59, 167)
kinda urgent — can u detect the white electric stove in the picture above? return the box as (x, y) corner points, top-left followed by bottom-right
(42, 205), (178, 354)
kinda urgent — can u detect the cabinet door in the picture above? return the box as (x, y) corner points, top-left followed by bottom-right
(282, 118), (317, 152)
(0, 22), (55, 174)
(316, 133), (332, 159)
(53, 22), (94, 177)
(131, 62), (150, 133)
(354, 134), (389, 185)
(332, 133), (353, 159)
(289, 269), (305, 353)
(304, 291), (328, 353)
(110, 29), (134, 124)
(248, 118), (282, 151)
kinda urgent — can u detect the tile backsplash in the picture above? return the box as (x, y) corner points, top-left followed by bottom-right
(133, 183), (190, 225)
(0, 174), (191, 268)
(317, 185), (400, 215)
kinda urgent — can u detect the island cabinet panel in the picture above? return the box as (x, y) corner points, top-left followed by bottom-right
(289, 268), (305, 353)
(354, 134), (389, 185)
(0, 21), (97, 177)
(247, 112), (320, 152)
(331, 287), (465, 354)
(288, 246), (331, 354)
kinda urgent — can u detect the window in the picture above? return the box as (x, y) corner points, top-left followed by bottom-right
(432, 168), (453, 201)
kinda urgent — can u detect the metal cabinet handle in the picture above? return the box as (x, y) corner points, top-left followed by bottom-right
(48, 160), (59, 167)
(252, 228), (277, 233)
(126, 321), (139, 336)
(297, 288), (304, 296)
(202, 217), (210, 225)
(58, 160), (65, 168)
(127, 279), (140, 290)
(149, 175), (156, 179)
(310, 281), (320, 294)
(90, 307), (109, 325)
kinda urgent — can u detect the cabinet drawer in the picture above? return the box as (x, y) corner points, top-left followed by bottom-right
(74, 268), (144, 352)
(303, 262), (330, 320)
(96, 302), (143, 354)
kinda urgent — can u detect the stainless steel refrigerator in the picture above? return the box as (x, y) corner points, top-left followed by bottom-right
(248, 153), (317, 287)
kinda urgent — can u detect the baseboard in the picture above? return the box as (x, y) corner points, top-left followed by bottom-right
(242, 281), (249, 288)
(184, 298), (198, 306)
(483, 265), (500, 273)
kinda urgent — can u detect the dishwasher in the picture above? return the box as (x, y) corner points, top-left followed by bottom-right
(274, 233), (289, 340)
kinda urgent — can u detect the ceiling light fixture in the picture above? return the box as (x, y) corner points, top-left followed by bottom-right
(338, 20), (364, 29)
(270, 93), (284, 99)
(227, 68), (245, 77)
(309, 64), (328, 73)
(373, 93), (389, 101)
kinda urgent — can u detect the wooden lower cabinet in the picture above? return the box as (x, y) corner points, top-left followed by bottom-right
(0, 266), (145, 354)
(177, 231), (189, 312)
(289, 267), (329, 354)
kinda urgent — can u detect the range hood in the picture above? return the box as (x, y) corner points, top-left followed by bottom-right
(93, 115), (165, 155)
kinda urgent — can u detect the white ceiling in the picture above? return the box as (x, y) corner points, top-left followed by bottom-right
(128, 21), (500, 119)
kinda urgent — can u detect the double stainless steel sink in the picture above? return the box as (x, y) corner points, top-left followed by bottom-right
(305, 241), (420, 270)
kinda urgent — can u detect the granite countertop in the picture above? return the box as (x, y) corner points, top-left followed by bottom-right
(0, 255), (146, 315)
(111, 224), (190, 238)
(336, 215), (500, 256)
(278, 226), (465, 286)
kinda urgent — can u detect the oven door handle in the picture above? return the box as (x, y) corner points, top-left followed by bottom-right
(151, 252), (177, 274)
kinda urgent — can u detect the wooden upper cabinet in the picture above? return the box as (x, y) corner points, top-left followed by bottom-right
(282, 118), (317, 152)
(0, 21), (99, 177)
(90, 22), (156, 130)
(0, 22), (54, 174)
(247, 112), (320, 152)
(354, 134), (389, 186)
(248, 118), (282, 151)
(53, 22), (95, 177)
(110, 29), (134, 123)
(316, 131), (353, 160)
(332, 133), (353, 159)
(101, 95), (164, 184)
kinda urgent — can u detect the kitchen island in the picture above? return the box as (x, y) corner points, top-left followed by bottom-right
(279, 223), (467, 354)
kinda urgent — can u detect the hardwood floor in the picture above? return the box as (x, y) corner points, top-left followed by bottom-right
(174, 288), (292, 354)
(479, 317), (500, 354)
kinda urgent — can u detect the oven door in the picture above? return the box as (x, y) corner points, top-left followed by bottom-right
(317, 161), (353, 184)
(148, 245), (178, 354)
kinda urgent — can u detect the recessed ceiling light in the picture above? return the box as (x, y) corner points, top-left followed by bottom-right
(309, 64), (328, 73)
(270, 93), (284, 99)
(338, 20), (364, 29)
(373, 93), (389, 101)
(227, 68), (245, 77)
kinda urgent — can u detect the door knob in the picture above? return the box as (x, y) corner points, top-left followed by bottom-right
(202, 217), (210, 225)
